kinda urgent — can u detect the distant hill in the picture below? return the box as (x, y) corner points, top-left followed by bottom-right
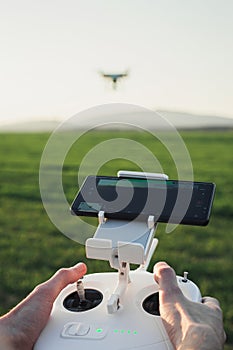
(157, 110), (233, 130)
(0, 110), (233, 132)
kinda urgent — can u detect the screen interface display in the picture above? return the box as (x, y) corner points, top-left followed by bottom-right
(71, 176), (215, 226)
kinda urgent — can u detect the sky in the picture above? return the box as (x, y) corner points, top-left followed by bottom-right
(0, 0), (233, 124)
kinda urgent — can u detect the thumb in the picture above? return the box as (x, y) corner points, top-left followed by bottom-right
(46, 262), (87, 299)
(153, 261), (183, 303)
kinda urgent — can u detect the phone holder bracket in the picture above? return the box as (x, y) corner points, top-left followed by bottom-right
(85, 170), (169, 313)
(86, 212), (158, 314)
(86, 212), (157, 268)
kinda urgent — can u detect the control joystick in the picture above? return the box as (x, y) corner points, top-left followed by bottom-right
(63, 280), (103, 312)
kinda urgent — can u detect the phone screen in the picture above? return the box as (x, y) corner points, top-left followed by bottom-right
(70, 176), (215, 226)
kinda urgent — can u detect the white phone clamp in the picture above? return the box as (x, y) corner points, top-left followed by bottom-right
(85, 171), (169, 313)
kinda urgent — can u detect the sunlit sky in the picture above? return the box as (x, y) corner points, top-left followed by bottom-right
(1, 0), (233, 123)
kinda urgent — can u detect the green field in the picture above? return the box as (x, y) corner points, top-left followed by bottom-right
(0, 130), (232, 349)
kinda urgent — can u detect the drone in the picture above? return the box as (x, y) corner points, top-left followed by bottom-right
(100, 70), (129, 89)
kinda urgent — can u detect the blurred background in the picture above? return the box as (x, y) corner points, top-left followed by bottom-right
(0, 0), (233, 126)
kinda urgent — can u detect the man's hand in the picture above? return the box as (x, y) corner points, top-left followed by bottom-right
(154, 261), (226, 350)
(0, 262), (87, 350)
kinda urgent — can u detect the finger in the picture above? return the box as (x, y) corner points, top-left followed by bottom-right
(153, 261), (178, 289)
(153, 261), (183, 303)
(202, 297), (226, 344)
(52, 262), (87, 292)
(38, 262), (87, 301)
(202, 296), (221, 311)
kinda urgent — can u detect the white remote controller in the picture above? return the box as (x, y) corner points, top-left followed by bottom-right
(34, 268), (201, 350)
(35, 171), (204, 349)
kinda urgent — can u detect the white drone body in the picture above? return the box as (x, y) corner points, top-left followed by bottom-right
(35, 171), (202, 350)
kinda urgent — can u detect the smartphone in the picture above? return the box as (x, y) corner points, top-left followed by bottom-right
(70, 176), (215, 226)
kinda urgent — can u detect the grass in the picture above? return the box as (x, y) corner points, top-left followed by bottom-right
(0, 129), (232, 349)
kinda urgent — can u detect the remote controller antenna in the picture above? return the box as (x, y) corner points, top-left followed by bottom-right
(76, 280), (86, 302)
(182, 271), (189, 283)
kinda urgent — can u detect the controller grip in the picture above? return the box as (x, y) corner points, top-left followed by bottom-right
(177, 275), (202, 302)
